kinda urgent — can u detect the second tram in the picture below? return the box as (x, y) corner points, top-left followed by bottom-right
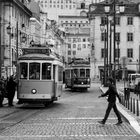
(17, 46), (64, 106)
(65, 58), (91, 90)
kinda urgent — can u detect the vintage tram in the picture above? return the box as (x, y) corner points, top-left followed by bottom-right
(17, 45), (64, 106)
(65, 58), (91, 90)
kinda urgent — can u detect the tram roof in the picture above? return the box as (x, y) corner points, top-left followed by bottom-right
(18, 53), (55, 61)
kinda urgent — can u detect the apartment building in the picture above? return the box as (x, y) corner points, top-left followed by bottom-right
(0, 0), (32, 77)
(59, 15), (90, 64)
(88, 0), (140, 80)
(35, 0), (104, 21)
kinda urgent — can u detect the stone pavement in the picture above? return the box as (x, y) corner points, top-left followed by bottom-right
(0, 83), (139, 139)
(100, 81), (140, 135)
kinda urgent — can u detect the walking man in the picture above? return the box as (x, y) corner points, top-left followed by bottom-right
(6, 76), (17, 106)
(98, 77), (122, 125)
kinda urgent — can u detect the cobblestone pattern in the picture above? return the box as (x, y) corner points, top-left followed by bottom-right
(0, 83), (139, 140)
(0, 118), (138, 138)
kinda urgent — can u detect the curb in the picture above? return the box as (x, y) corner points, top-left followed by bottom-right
(100, 86), (140, 135)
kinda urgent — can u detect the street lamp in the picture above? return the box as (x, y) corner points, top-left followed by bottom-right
(7, 23), (12, 76)
(109, 20), (114, 77)
(103, 0), (125, 84)
(100, 23), (107, 86)
(117, 39), (120, 81)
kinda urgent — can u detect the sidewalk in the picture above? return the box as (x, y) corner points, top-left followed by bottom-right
(100, 81), (140, 135)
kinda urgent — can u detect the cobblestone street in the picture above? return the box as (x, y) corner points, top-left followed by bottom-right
(0, 83), (139, 140)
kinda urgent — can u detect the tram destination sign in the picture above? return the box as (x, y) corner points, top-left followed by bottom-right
(22, 48), (50, 55)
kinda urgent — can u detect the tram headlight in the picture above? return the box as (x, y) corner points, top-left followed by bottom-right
(31, 89), (37, 94)
(87, 78), (90, 82)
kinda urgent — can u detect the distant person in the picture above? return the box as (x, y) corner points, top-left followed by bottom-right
(0, 79), (5, 107)
(30, 69), (40, 79)
(6, 76), (17, 106)
(98, 77), (122, 125)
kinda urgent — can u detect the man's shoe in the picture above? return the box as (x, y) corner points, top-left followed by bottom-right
(98, 120), (105, 125)
(115, 121), (123, 125)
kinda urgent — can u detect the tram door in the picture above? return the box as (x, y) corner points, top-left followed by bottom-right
(53, 65), (56, 97)
(53, 65), (62, 98)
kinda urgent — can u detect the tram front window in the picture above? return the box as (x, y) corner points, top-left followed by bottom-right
(86, 69), (90, 77)
(42, 63), (51, 80)
(80, 69), (85, 77)
(20, 62), (27, 79)
(29, 63), (40, 80)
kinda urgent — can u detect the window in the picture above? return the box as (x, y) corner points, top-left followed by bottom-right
(73, 51), (76, 56)
(115, 32), (120, 41)
(29, 63), (40, 80)
(86, 69), (90, 77)
(68, 57), (71, 63)
(127, 17), (133, 25)
(81, 3), (85, 9)
(42, 63), (51, 80)
(58, 66), (63, 81)
(83, 44), (86, 48)
(101, 17), (107, 25)
(101, 33), (107, 41)
(101, 48), (107, 58)
(73, 44), (76, 48)
(20, 62), (28, 79)
(80, 69), (85, 77)
(101, 49), (104, 58)
(78, 38), (81, 42)
(78, 44), (81, 50)
(115, 17), (120, 25)
(127, 33), (133, 41)
(127, 49), (133, 58)
(68, 44), (71, 48)
(68, 50), (71, 55)
(83, 38), (86, 42)
(74, 69), (78, 77)
(73, 38), (76, 42)
(65, 69), (70, 78)
(116, 49), (120, 58)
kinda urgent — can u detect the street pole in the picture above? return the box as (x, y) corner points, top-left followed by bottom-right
(113, 0), (116, 84)
(9, 25), (12, 76)
(0, 16), (1, 78)
(104, 29), (107, 86)
(16, 21), (18, 78)
(109, 20), (112, 77)
(139, 45), (140, 73)
(106, 15), (109, 78)
(117, 41), (120, 81)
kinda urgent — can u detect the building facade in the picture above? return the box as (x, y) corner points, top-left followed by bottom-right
(0, 0), (32, 77)
(88, 0), (140, 81)
(35, 0), (104, 21)
(59, 15), (90, 64)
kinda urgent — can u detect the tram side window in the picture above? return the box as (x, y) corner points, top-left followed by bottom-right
(86, 69), (90, 77)
(29, 63), (40, 80)
(42, 63), (51, 80)
(58, 66), (63, 81)
(80, 69), (85, 77)
(74, 69), (78, 77)
(20, 62), (28, 79)
(65, 69), (70, 78)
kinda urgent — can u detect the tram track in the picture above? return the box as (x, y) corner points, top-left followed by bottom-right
(0, 107), (43, 133)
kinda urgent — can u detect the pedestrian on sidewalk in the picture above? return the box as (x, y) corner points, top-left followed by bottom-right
(6, 76), (17, 107)
(0, 78), (5, 107)
(98, 77), (123, 125)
